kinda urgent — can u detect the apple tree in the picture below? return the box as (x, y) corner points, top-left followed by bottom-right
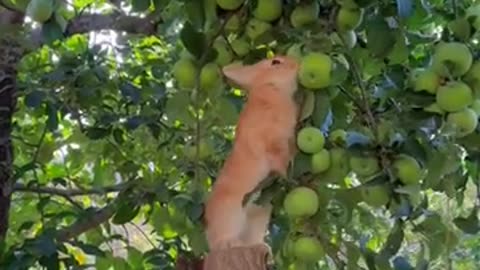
(1, 0), (480, 269)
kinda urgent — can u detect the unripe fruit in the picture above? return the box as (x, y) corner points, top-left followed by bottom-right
(283, 187), (319, 218)
(446, 108), (478, 138)
(173, 58), (197, 90)
(299, 52), (332, 89)
(336, 7), (363, 31)
(216, 0), (244, 10)
(431, 42), (473, 77)
(311, 149), (331, 173)
(26, 0), (54, 23)
(292, 236), (325, 262)
(200, 63), (221, 91)
(290, 1), (320, 28)
(392, 154), (422, 185)
(253, 0), (283, 22)
(436, 81), (473, 112)
(296, 127), (325, 154)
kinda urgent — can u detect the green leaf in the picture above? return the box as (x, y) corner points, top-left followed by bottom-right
(311, 91), (331, 128)
(365, 15), (396, 58)
(38, 254), (60, 270)
(423, 149), (449, 189)
(185, 0), (205, 28)
(41, 19), (64, 45)
(132, 0), (151, 12)
(76, 242), (106, 256)
(214, 97), (239, 126)
(112, 201), (141, 225)
(380, 220), (404, 257)
(392, 256), (414, 270)
(453, 207), (480, 234)
(85, 127), (111, 140)
(165, 91), (195, 125)
(180, 21), (207, 59)
(127, 247), (145, 269)
(46, 102), (59, 131)
(299, 90), (315, 121)
(25, 91), (45, 108)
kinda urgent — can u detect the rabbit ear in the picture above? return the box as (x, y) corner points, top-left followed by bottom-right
(222, 62), (257, 90)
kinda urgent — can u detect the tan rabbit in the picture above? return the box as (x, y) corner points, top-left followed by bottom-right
(204, 55), (300, 251)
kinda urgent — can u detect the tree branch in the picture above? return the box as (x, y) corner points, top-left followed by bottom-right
(29, 13), (159, 47)
(65, 13), (157, 36)
(13, 182), (128, 197)
(54, 204), (115, 242)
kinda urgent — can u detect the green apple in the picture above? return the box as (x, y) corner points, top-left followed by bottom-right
(216, 0), (244, 10)
(448, 17), (471, 41)
(246, 18), (272, 41)
(311, 149), (331, 173)
(173, 58), (197, 90)
(253, 0), (283, 22)
(361, 185), (390, 207)
(283, 187), (319, 217)
(329, 129), (347, 145)
(349, 154), (380, 177)
(431, 42), (473, 77)
(213, 38), (233, 66)
(411, 68), (441, 94)
(299, 52), (333, 89)
(446, 108), (478, 138)
(293, 236), (325, 262)
(436, 81), (473, 112)
(392, 154), (422, 185)
(296, 126), (325, 154)
(336, 7), (364, 32)
(466, 4), (480, 30)
(26, 0), (54, 23)
(464, 61), (480, 88)
(290, 1), (320, 28)
(231, 37), (250, 57)
(471, 99), (480, 115)
(55, 12), (68, 32)
(200, 62), (221, 91)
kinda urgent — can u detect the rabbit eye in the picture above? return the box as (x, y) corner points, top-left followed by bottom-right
(271, 59), (282, 65)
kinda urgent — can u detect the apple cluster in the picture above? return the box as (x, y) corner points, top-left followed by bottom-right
(278, 125), (426, 263)
(173, 0), (366, 94)
(411, 41), (480, 138)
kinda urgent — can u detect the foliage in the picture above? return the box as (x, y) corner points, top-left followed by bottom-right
(1, 0), (480, 269)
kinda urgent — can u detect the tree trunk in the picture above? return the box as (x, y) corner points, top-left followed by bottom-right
(0, 10), (25, 241)
(203, 244), (272, 270)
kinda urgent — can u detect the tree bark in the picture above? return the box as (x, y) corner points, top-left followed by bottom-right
(0, 10), (24, 241)
(203, 244), (272, 270)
